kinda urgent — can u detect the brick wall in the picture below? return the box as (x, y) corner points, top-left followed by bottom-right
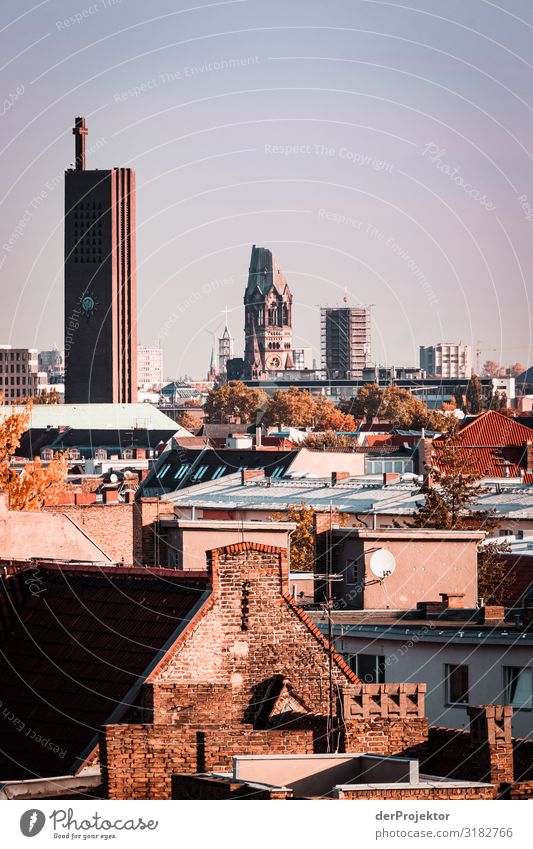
(101, 723), (313, 800)
(422, 706), (514, 793)
(44, 503), (134, 563)
(341, 684), (428, 756)
(101, 542), (359, 798)
(132, 498), (174, 566)
(338, 786), (494, 800)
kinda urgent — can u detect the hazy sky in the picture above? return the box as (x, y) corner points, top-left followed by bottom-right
(1, 0), (532, 378)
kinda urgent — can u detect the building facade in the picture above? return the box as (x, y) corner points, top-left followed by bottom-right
(137, 345), (163, 390)
(244, 245), (294, 379)
(0, 346), (43, 402)
(320, 304), (371, 379)
(38, 348), (64, 382)
(64, 117), (137, 403)
(420, 343), (472, 379)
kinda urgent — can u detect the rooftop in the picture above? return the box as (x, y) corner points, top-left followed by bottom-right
(0, 563), (208, 780)
(0, 403), (186, 433)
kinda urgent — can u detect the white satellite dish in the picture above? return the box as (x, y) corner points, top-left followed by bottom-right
(369, 548), (396, 579)
(109, 473), (118, 484)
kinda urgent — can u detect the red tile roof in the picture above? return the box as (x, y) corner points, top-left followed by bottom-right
(0, 563), (208, 780)
(454, 411), (533, 448)
(434, 411), (533, 478)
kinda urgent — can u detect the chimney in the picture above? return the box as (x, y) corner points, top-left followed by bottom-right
(332, 471), (350, 486)
(383, 472), (400, 486)
(417, 434), (434, 485)
(241, 469), (265, 485)
(103, 489), (119, 504)
(526, 440), (533, 474)
(479, 605), (505, 625)
(439, 592), (465, 609)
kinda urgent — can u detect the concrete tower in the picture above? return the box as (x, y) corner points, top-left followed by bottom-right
(244, 245), (294, 379)
(64, 117), (137, 403)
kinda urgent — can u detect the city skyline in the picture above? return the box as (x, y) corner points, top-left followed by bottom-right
(1, 0), (532, 378)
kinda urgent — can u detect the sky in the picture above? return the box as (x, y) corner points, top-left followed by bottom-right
(1, 0), (532, 378)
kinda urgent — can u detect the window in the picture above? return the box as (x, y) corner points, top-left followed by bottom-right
(345, 559), (359, 585)
(350, 653), (385, 684)
(445, 664), (469, 705)
(504, 667), (532, 710)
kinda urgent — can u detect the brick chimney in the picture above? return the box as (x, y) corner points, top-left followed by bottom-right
(439, 592), (465, 609)
(479, 605), (505, 625)
(468, 705), (514, 787)
(241, 469), (265, 485)
(332, 471), (350, 486)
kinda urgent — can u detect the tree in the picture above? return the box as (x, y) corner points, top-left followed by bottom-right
(262, 387), (316, 428)
(0, 402), (67, 510)
(301, 430), (358, 450)
(482, 360), (504, 379)
(32, 387), (61, 404)
(175, 410), (198, 432)
(204, 381), (267, 424)
(312, 395), (357, 431)
(466, 373), (484, 413)
(477, 541), (515, 605)
(508, 362), (525, 378)
(273, 501), (349, 571)
(412, 431), (487, 529)
(347, 383), (384, 423)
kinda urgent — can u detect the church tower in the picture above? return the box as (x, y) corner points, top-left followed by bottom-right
(243, 245), (294, 379)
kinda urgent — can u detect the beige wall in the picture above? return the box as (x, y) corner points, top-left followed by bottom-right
(334, 531), (482, 609)
(289, 447), (366, 477)
(165, 523), (294, 570)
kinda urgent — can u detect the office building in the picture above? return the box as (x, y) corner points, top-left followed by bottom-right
(137, 345), (163, 390)
(0, 346), (43, 402)
(420, 343), (472, 379)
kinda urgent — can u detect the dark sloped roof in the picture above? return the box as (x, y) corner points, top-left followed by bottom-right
(138, 447), (298, 497)
(0, 564), (208, 780)
(16, 427), (176, 458)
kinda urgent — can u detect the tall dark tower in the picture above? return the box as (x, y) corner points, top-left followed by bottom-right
(64, 117), (137, 403)
(244, 245), (294, 379)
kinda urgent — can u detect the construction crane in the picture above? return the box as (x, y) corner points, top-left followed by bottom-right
(474, 341), (530, 374)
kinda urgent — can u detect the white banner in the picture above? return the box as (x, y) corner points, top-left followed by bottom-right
(0, 800), (530, 848)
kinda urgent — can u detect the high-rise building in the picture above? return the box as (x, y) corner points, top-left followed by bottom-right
(64, 117), (137, 403)
(218, 324), (234, 375)
(0, 346), (44, 403)
(137, 345), (164, 390)
(419, 343), (472, 379)
(320, 302), (371, 379)
(244, 245), (294, 379)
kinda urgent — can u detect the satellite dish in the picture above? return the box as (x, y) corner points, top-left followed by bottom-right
(109, 473), (118, 484)
(369, 548), (396, 579)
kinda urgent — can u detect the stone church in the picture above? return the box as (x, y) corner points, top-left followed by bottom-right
(244, 245), (295, 379)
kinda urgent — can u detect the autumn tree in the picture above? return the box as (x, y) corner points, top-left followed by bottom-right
(204, 381), (267, 424)
(482, 360), (504, 379)
(477, 541), (515, 605)
(175, 410), (198, 432)
(412, 432), (487, 529)
(0, 402), (67, 510)
(301, 430), (358, 450)
(312, 395), (357, 431)
(262, 387), (316, 428)
(32, 387), (61, 404)
(274, 501), (349, 571)
(341, 383), (384, 423)
(508, 362), (525, 378)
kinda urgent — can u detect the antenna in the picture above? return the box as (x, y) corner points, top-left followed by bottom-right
(369, 548), (397, 579)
